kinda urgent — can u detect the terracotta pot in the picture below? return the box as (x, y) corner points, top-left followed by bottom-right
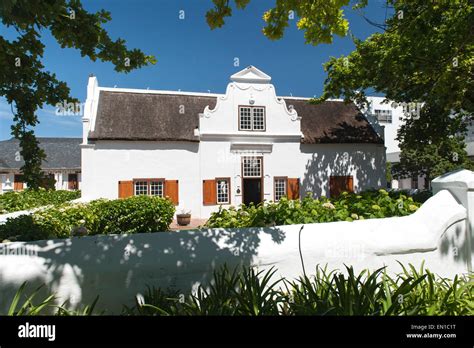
(176, 214), (191, 226)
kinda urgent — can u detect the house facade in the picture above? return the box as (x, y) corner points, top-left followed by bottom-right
(81, 66), (386, 218)
(0, 137), (82, 193)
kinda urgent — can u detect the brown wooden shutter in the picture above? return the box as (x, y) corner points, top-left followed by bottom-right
(347, 176), (354, 193)
(287, 178), (300, 200)
(118, 181), (133, 198)
(14, 175), (24, 191)
(203, 179), (217, 205)
(165, 180), (179, 205)
(330, 176), (353, 197)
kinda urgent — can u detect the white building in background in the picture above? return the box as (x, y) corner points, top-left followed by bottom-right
(366, 97), (474, 190)
(0, 137), (81, 193)
(81, 66), (386, 218)
(365, 96), (426, 190)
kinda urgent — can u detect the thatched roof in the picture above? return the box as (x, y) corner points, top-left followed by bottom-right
(89, 91), (382, 144)
(286, 99), (383, 144)
(89, 92), (217, 142)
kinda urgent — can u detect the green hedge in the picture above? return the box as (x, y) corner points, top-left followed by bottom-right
(0, 189), (81, 214)
(205, 189), (422, 228)
(0, 195), (175, 242)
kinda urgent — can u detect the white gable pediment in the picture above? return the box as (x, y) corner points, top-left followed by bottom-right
(230, 66), (271, 84)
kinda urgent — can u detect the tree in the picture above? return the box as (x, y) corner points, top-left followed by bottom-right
(0, 0), (156, 188)
(206, 0), (474, 179)
(206, 0), (362, 45)
(394, 105), (474, 185)
(206, 0), (473, 113)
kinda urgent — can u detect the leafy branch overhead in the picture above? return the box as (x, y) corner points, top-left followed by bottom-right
(0, 0), (156, 188)
(206, 0), (474, 180)
(206, 0), (365, 45)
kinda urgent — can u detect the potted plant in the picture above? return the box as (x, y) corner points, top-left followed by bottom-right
(176, 210), (191, 226)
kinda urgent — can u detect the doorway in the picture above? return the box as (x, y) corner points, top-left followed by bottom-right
(241, 156), (263, 206)
(243, 178), (262, 206)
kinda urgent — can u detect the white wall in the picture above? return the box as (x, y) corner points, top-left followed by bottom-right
(365, 96), (406, 155)
(81, 141), (201, 214)
(0, 186), (469, 314)
(0, 171), (80, 194)
(81, 140), (385, 218)
(0, 174), (14, 193)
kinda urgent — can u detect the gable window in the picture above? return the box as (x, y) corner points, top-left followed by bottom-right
(374, 109), (392, 123)
(242, 157), (262, 177)
(274, 177), (287, 201)
(216, 178), (230, 204)
(239, 106), (266, 131)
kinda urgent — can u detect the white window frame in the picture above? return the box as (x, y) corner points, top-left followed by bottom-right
(134, 178), (165, 197)
(134, 180), (149, 196)
(216, 178), (230, 204)
(274, 177), (287, 201)
(239, 106), (266, 131)
(242, 157), (262, 178)
(150, 180), (164, 197)
(374, 109), (393, 123)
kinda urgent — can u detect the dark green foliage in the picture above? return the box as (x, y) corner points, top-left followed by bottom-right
(205, 190), (421, 228)
(206, 0), (474, 183)
(0, 188), (80, 214)
(5, 265), (473, 316)
(0, 195), (175, 242)
(0, 0), (156, 188)
(128, 266), (284, 316)
(129, 264), (474, 316)
(4, 281), (101, 315)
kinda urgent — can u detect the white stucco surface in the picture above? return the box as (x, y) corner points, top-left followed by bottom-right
(0, 187), (470, 314)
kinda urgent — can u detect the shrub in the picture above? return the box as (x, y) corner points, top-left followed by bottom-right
(0, 189), (80, 214)
(5, 264), (472, 316)
(0, 196), (175, 242)
(129, 264), (473, 316)
(205, 189), (422, 228)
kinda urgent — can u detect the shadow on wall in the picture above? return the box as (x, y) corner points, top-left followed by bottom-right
(301, 141), (385, 197)
(0, 226), (285, 313)
(91, 141), (199, 153)
(439, 218), (470, 264)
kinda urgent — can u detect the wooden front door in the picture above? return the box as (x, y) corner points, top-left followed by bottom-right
(243, 178), (262, 206)
(68, 173), (78, 190)
(14, 175), (24, 191)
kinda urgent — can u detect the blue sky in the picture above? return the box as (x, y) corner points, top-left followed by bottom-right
(0, 0), (389, 140)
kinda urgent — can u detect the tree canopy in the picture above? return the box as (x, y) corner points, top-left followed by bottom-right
(0, 0), (156, 188)
(206, 0), (474, 180)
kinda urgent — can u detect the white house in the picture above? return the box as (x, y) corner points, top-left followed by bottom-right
(364, 96), (426, 190)
(81, 66), (386, 218)
(0, 137), (81, 193)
